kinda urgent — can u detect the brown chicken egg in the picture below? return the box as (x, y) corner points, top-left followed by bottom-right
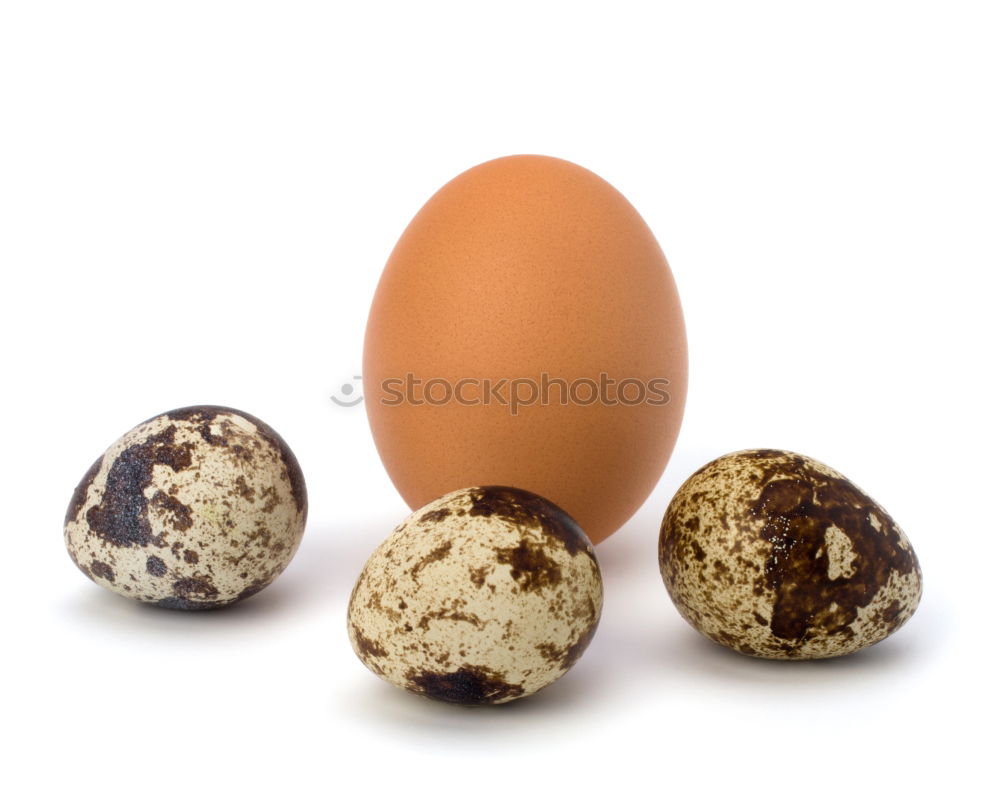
(363, 155), (687, 544)
(659, 449), (922, 659)
(65, 406), (307, 609)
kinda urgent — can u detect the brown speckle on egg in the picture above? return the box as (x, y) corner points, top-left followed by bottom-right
(64, 405), (307, 609)
(658, 449), (922, 659)
(407, 665), (524, 705)
(347, 486), (603, 704)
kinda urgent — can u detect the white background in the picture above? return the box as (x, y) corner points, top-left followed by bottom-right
(2, 2), (997, 785)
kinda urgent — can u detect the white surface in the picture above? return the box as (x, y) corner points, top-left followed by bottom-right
(2, 2), (997, 785)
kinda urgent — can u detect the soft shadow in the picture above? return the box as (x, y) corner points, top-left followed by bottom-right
(648, 591), (950, 688)
(257, 515), (394, 614)
(594, 524), (655, 581)
(56, 514), (398, 633)
(589, 442), (714, 581)
(331, 510), (627, 737)
(58, 585), (279, 637)
(338, 643), (615, 740)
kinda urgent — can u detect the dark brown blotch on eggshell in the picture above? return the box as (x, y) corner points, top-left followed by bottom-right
(67, 456), (103, 524)
(146, 556), (167, 577)
(406, 665), (525, 705)
(495, 539), (563, 593)
(418, 508), (451, 524)
(351, 625), (390, 662)
(155, 598), (220, 611)
(536, 611), (600, 673)
(84, 425), (193, 549)
(749, 455), (916, 642)
(467, 486), (590, 556)
(658, 450), (922, 659)
(89, 561), (115, 583)
(408, 539), (453, 580)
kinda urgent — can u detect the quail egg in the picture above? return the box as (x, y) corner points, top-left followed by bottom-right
(659, 449), (921, 659)
(348, 486), (603, 704)
(65, 405), (307, 609)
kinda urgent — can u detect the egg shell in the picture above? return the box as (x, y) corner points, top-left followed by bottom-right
(659, 449), (922, 659)
(363, 154), (687, 544)
(65, 406), (307, 609)
(347, 486), (603, 704)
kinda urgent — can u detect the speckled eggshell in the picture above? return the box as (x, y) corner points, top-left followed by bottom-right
(347, 486), (603, 705)
(65, 406), (307, 609)
(659, 449), (922, 659)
